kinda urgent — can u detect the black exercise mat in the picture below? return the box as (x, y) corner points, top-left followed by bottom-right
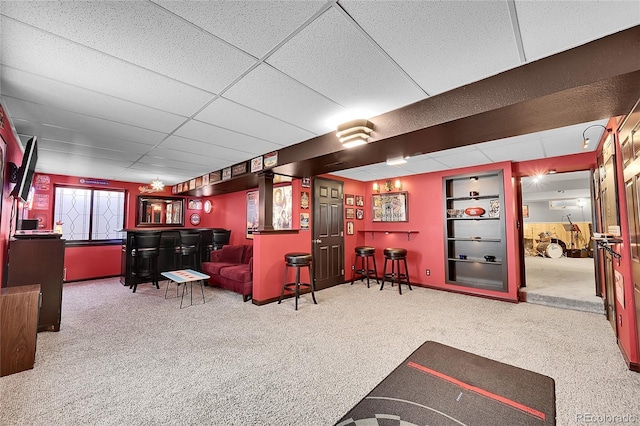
(336, 341), (555, 426)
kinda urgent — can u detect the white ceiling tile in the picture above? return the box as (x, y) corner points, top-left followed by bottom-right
(147, 147), (228, 169)
(2, 1), (255, 93)
(432, 150), (493, 169)
(516, 0), (640, 61)
(541, 133), (588, 158)
(2, 66), (187, 133)
(154, 0), (326, 58)
(1, 18), (213, 116)
(194, 97), (315, 145)
(224, 64), (346, 135)
(401, 156), (450, 174)
(160, 135), (253, 164)
(341, 0), (521, 95)
(480, 140), (545, 162)
(39, 139), (142, 162)
(175, 119), (282, 155)
(267, 7), (425, 116)
(129, 161), (211, 178)
(3, 97), (167, 147)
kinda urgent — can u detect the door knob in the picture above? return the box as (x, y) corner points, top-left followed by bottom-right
(313, 239), (322, 244)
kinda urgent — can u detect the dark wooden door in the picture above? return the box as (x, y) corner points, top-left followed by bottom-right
(312, 178), (344, 290)
(601, 143), (619, 333)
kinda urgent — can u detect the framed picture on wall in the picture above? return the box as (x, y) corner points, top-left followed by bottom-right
(345, 194), (355, 205)
(356, 208), (364, 220)
(347, 221), (354, 235)
(246, 190), (259, 239)
(372, 192), (408, 222)
(355, 195), (364, 206)
(345, 208), (355, 219)
(523, 205), (529, 218)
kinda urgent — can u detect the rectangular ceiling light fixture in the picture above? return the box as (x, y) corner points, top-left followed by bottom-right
(386, 157), (407, 166)
(336, 119), (374, 148)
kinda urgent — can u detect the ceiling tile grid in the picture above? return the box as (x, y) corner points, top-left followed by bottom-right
(2, 1), (257, 94)
(341, 0), (522, 95)
(266, 6), (425, 117)
(194, 97), (315, 145)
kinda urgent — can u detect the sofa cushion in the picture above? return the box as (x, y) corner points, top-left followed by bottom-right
(219, 264), (252, 283)
(242, 245), (253, 264)
(219, 245), (244, 264)
(202, 262), (237, 275)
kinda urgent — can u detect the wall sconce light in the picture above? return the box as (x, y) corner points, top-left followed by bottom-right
(372, 182), (380, 193)
(336, 119), (374, 148)
(582, 124), (611, 150)
(394, 179), (402, 190)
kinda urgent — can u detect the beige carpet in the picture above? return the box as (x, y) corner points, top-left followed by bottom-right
(1, 278), (638, 425)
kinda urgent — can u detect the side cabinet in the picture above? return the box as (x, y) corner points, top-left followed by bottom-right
(0, 284), (40, 376)
(444, 171), (507, 292)
(7, 237), (65, 332)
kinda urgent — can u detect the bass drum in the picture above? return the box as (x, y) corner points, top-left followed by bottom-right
(537, 242), (563, 258)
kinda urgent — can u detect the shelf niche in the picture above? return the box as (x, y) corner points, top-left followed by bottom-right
(443, 171), (507, 292)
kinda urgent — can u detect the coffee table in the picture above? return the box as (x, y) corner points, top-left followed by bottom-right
(161, 269), (210, 309)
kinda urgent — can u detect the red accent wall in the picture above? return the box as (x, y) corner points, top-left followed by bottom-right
(64, 245), (122, 282)
(0, 103), (27, 285)
(199, 190), (253, 247)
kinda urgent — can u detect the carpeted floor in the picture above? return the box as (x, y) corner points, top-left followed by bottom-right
(1, 278), (639, 425)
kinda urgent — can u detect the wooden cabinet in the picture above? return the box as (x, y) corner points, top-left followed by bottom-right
(7, 237), (65, 332)
(444, 171), (507, 292)
(0, 285), (40, 376)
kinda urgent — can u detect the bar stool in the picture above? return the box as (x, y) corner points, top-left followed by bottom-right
(381, 248), (412, 295)
(130, 231), (161, 293)
(351, 246), (379, 288)
(279, 252), (317, 310)
(176, 230), (201, 270)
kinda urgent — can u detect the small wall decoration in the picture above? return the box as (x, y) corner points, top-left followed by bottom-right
(171, 185), (177, 194)
(33, 193), (50, 210)
(204, 200), (212, 214)
(251, 156), (263, 173)
(202, 173), (209, 186)
(222, 167), (232, 181)
(523, 204), (529, 218)
(356, 208), (364, 220)
(264, 151), (278, 169)
(232, 162), (248, 177)
(372, 192), (408, 222)
(273, 185), (292, 230)
(189, 179), (196, 190)
(190, 213), (201, 226)
(34, 174), (50, 190)
(195, 177), (203, 188)
(301, 177), (311, 188)
(345, 194), (355, 206)
(347, 221), (354, 235)
(355, 195), (364, 206)
(210, 171), (221, 183)
(488, 199), (500, 217)
(300, 212), (310, 230)
(300, 191), (309, 209)
(346, 208), (355, 219)
(188, 199), (202, 210)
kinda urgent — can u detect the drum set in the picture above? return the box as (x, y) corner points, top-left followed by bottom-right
(532, 231), (567, 258)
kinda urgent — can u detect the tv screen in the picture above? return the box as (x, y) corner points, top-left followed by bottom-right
(10, 136), (38, 202)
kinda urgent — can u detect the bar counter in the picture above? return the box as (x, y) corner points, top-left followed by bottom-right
(120, 228), (229, 287)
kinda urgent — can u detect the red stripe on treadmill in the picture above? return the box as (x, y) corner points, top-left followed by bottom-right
(407, 361), (546, 421)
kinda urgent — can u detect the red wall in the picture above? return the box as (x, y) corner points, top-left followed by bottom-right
(0, 103), (28, 284)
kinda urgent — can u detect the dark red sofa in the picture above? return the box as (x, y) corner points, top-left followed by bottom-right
(202, 245), (253, 302)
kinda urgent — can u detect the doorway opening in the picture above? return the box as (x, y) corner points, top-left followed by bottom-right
(519, 171), (604, 314)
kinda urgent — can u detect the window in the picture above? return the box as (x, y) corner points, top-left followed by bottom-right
(54, 186), (125, 241)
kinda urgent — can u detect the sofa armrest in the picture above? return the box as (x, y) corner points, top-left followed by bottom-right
(210, 250), (222, 262)
(248, 257), (253, 274)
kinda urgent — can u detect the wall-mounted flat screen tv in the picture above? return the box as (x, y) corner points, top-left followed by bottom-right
(10, 136), (38, 202)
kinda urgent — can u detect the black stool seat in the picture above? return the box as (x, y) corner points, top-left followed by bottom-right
(381, 247), (411, 294)
(383, 248), (407, 259)
(280, 252), (316, 310)
(285, 253), (312, 265)
(351, 246), (379, 288)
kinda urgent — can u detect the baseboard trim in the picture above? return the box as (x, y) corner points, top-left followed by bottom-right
(252, 289), (315, 306)
(67, 274), (121, 284)
(617, 341), (640, 372)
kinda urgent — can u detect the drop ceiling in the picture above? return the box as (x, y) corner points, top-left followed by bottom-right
(1, 1), (639, 187)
